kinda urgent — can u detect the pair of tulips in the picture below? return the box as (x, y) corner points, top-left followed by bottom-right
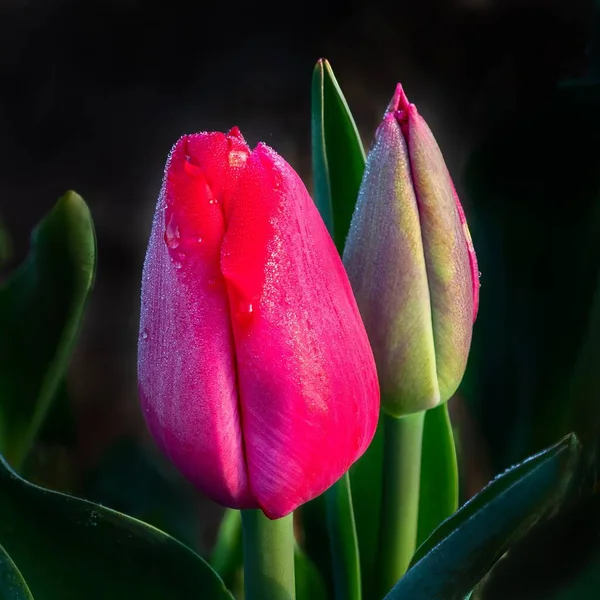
(137, 83), (479, 519)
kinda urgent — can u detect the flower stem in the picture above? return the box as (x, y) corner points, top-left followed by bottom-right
(241, 509), (296, 600)
(375, 410), (425, 597)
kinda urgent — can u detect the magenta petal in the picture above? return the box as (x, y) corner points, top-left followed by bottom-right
(221, 144), (380, 519)
(138, 133), (255, 509)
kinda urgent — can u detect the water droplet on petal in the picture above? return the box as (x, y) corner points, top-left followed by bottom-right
(236, 301), (255, 321)
(164, 214), (181, 249)
(141, 328), (149, 340)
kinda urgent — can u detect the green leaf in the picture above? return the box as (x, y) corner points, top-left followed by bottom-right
(211, 509), (243, 591)
(0, 192), (96, 469)
(0, 544), (34, 599)
(325, 473), (361, 600)
(311, 58), (366, 252)
(295, 544), (328, 600)
(0, 453), (233, 599)
(417, 403), (459, 545)
(384, 434), (581, 600)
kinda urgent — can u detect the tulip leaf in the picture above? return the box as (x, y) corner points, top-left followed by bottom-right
(325, 472), (362, 600)
(417, 403), (459, 545)
(0, 192), (96, 470)
(0, 544), (34, 599)
(311, 58), (365, 252)
(384, 434), (580, 600)
(0, 452), (233, 599)
(211, 508), (243, 591)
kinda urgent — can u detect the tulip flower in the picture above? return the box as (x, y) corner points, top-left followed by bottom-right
(138, 127), (379, 519)
(343, 85), (479, 418)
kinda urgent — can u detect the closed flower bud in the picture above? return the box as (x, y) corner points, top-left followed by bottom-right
(343, 85), (479, 417)
(138, 127), (379, 519)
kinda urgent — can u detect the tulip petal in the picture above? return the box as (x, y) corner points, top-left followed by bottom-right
(399, 95), (475, 402)
(138, 131), (255, 509)
(343, 115), (440, 416)
(221, 144), (379, 518)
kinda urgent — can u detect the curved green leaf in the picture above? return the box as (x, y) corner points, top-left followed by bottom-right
(0, 544), (34, 599)
(325, 473), (361, 600)
(384, 434), (580, 600)
(417, 403), (459, 545)
(0, 192), (96, 469)
(0, 453), (233, 599)
(311, 58), (365, 252)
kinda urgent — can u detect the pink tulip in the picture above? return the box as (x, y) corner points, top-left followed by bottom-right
(138, 127), (379, 519)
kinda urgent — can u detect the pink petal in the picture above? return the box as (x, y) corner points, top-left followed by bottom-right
(138, 131), (255, 509)
(221, 144), (379, 518)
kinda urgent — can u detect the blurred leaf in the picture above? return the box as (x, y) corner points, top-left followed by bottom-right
(211, 509), (243, 591)
(0, 192), (96, 470)
(325, 473), (361, 600)
(0, 544), (34, 599)
(0, 452), (233, 599)
(384, 434), (580, 600)
(84, 438), (200, 549)
(295, 543), (328, 600)
(417, 403), (459, 545)
(311, 58), (366, 252)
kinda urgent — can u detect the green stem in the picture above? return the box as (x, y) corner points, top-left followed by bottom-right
(325, 472), (362, 600)
(241, 509), (296, 600)
(375, 410), (425, 597)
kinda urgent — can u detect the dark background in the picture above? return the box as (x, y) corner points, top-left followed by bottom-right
(0, 0), (596, 557)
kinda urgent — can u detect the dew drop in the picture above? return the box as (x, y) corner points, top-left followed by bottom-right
(237, 302), (254, 319)
(174, 261), (183, 270)
(196, 236), (203, 244)
(142, 328), (149, 340)
(164, 214), (180, 249)
(207, 277), (217, 288)
(209, 198), (218, 205)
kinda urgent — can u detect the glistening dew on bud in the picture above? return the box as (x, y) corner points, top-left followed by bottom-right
(343, 85), (479, 418)
(138, 127), (379, 519)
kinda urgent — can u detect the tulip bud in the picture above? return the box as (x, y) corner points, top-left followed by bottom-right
(343, 85), (479, 417)
(138, 127), (379, 519)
